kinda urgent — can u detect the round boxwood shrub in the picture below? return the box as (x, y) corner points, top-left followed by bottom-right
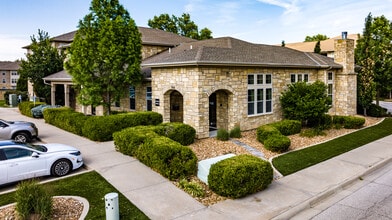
(136, 136), (197, 180)
(256, 125), (280, 144)
(342, 116), (365, 129)
(270, 120), (302, 136)
(154, 122), (196, 145)
(263, 134), (291, 152)
(113, 126), (158, 156)
(208, 155), (273, 198)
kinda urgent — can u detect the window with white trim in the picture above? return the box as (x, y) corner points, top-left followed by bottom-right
(248, 74), (272, 116)
(290, 73), (309, 83)
(327, 72), (334, 101)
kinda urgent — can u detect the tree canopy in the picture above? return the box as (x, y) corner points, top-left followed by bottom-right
(313, 40), (321, 53)
(18, 30), (65, 103)
(148, 13), (213, 40)
(65, 0), (142, 115)
(355, 13), (392, 112)
(304, 34), (329, 42)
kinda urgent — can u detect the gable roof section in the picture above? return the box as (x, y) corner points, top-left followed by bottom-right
(284, 34), (359, 53)
(43, 70), (72, 82)
(142, 37), (342, 69)
(0, 61), (21, 70)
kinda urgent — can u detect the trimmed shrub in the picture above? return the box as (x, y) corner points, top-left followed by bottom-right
(342, 116), (365, 129)
(216, 128), (229, 141)
(18, 101), (46, 117)
(15, 180), (53, 220)
(367, 103), (387, 117)
(229, 126), (242, 138)
(154, 122), (196, 145)
(137, 136), (197, 180)
(263, 134), (291, 152)
(82, 112), (163, 141)
(44, 107), (87, 136)
(256, 125), (280, 144)
(307, 114), (333, 130)
(113, 126), (158, 156)
(208, 155), (273, 198)
(270, 120), (302, 136)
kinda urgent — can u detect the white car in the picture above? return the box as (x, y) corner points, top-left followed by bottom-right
(0, 140), (83, 185)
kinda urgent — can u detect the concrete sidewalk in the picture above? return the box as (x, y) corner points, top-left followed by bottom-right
(1, 107), (391, 219)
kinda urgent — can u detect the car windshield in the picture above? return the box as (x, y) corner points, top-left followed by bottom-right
(23, 143), (47, 152)
(0, 119), (13, 124)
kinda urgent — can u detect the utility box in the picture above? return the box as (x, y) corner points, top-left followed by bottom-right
(9, 94), (17, 107)
(105, 192), (119, 220)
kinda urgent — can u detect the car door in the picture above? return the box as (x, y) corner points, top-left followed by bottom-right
(0, 121), (11, 140)
(3, 147), (47, 183)
(0, 149), (7, 185)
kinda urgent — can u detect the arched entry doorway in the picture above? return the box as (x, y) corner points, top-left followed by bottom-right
(170, 90), (183, 122)
(209, 90), (230, 133)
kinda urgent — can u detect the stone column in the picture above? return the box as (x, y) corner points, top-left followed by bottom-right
(64, 84), (70, 107)
(51, 84), (56, 105)
(333, 38), (357, 115)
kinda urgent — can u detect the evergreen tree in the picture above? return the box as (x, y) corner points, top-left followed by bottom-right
(65, 0), (142, 115)
(18, 30), (65, 103)
(314, 41), (321, 53)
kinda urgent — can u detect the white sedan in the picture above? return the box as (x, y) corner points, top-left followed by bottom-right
(0, 140), (83, 185)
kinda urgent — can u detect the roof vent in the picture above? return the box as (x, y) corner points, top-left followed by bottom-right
(342, 31), (348, 40)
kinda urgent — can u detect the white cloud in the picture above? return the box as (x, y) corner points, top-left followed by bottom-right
(0, 35), (28, 61)
(257, 0), (300, 14)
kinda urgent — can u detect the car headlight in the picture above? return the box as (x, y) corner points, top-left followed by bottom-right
(70, 151), (81, 156)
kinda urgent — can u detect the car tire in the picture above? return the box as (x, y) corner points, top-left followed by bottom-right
(51, 159), (72, 177)
(13, 132), (30, 143)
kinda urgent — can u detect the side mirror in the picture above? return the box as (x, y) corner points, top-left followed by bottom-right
(31, 152), (39, 158)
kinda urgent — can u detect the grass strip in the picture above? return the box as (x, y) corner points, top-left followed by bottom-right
(0, 171), (149, 220)
(272, 118), (392, 176)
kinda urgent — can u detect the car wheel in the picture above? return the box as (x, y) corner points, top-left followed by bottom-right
(51, 159), (72, 177)
(13, 132), (30, 143)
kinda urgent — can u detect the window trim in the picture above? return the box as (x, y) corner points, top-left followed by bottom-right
(247, 74), (273, 116)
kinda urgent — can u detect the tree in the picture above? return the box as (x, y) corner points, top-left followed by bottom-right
(355, 13), (376, 115)
(281, 40), (285, 47)
(148, 13), (213, 40)
(280, 81), (332, 125)
(18, 30), (65, 103)
(355, 13), (392, 113)
(65, 0), (142, 115)
(314, 40), (321, 53)
(304, 34), (328, 42)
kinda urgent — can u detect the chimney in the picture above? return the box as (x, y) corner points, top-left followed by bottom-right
(341, 31), (348, 40)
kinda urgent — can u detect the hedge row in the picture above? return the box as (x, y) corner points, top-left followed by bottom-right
(113, 124), (197, 180)
(208, 155), (273, 198)
(43, 108), (163, 141)
(18, 101), (46, 118)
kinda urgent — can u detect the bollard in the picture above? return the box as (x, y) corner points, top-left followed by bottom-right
(105, 192), (119, 220)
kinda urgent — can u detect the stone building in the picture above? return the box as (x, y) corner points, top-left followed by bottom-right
(42, 28), (356, 138)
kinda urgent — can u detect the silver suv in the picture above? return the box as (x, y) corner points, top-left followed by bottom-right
(0, 119), (38, 142)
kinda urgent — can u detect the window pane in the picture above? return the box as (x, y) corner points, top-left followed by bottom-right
(266, 74), (272, 84)
(298, 74), (302, 82)
(257, 75), (263, 84)
(291, 74), (296, 83)
(266, 88), (272, 100)
(248, 90), (254, 102)
(248, 103), (254, 115)
(328, 84), (333, 95)
(248, 75), (254, 84)
(266, 101), (272, 112)
(328, 72), (333, 80)
(304, 74), (309, 82)
(257, 101), (263, 114)
(129, 86), (135, 98)
(257, 89), (263, 101)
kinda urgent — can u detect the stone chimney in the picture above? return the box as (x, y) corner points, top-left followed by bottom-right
(333, 32), (357, 115)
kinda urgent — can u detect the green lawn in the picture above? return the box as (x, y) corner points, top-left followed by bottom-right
(0, 171), (149, 220)
(272, 118), (392, 176)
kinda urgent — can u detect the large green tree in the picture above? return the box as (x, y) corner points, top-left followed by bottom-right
(18, 30), (65, 103)
(65, 0), (142, 115)
(304, 34), (328, 42)
(355, 13), (392, 111)
(148, 13), (213, 40)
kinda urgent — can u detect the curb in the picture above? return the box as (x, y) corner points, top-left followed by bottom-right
(271, 156), (392, 219)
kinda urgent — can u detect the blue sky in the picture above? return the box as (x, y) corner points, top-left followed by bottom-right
(1, 0), (392, 61)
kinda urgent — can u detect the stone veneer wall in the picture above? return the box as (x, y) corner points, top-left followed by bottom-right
(142, 45), (169, 60)
(333, 39), (357, 115)
(152, 66), (333, 138)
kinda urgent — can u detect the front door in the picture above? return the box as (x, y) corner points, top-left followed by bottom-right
(209, 93), (217, 130)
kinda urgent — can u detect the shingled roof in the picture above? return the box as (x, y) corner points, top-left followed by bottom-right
(48, 27), (196, 47)
(142, 37), (342, 69)
(0, 61), (21, 70)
